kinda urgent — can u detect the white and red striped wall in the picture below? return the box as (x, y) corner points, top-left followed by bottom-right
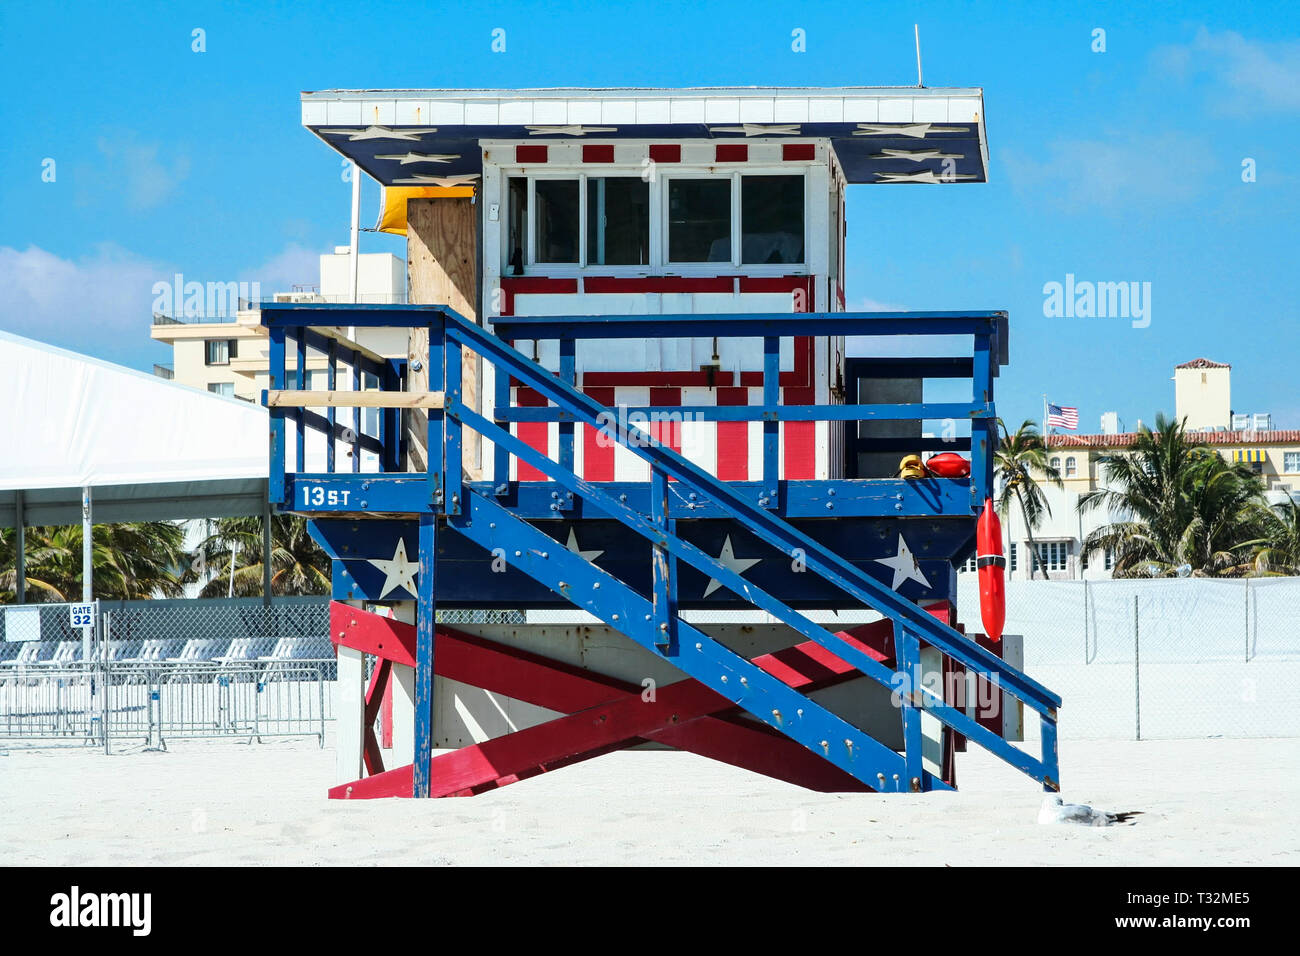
(478, 138), (850, 483)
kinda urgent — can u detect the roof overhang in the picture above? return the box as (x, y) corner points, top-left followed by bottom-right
(300, 86), (989, 186)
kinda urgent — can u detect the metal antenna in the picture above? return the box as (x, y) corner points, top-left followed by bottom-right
(914, 24), (924, 87)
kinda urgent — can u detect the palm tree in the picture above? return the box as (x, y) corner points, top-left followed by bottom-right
(1078, 414), (1268, 577)
(0, 522), (188, 602)
(994, 419), (1063, 580)
(189, 514), (330, 597)
(1253, 498), (1300, 575)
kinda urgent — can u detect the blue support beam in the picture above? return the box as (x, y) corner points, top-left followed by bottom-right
(762, 336), (779, 508)
(413, 512), (438, 798)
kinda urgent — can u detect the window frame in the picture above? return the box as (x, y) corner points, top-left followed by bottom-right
(204, 338), (235, 367)
(499, 163), (810, 278)
(1284, 451), (1300, 474)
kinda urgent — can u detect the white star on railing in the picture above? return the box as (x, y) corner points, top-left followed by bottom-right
(874, 534), (931, 591)
(370, 539), (419, 598)
(565, 528), (604, 563)
(703, 535), (761, 598)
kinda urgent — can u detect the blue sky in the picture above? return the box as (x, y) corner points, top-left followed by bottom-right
(1, 0), (1297, 431)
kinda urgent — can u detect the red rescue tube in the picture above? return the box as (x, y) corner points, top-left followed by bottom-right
(976, 498), (1006, 642)
(925, 452), (971, 478)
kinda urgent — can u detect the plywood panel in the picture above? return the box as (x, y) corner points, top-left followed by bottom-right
(407, 197), (480, 479)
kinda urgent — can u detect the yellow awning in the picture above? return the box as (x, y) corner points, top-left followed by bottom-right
(376, 186), (476, 236)
(1232, 448), (1265, 463)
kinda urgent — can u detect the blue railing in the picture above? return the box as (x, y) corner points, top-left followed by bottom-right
(258, 304), (1058, 792)
(262, 305), (1006, 514)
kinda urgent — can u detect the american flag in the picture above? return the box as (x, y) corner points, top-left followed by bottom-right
(1047, 402), (1079, 430)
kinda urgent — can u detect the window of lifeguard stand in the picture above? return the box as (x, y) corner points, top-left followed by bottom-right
(505, 168), (806, 273)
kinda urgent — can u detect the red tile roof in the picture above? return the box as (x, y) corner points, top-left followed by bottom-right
(1047, 430), (1300, 448)
(1175, 358), (1230, 369)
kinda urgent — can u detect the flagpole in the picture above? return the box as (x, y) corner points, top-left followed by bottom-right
(1042, 394), (1049, 437)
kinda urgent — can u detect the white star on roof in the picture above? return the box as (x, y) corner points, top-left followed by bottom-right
(392, 172), (481, 187)
(524, 125), (617, 136)
(370, 538), (419, 599)
(871, 148), (965, 162)
(374, 152), (461, 165)
(320, 126), (438, 142)
(873, 169), (978, 183)
(853, 123), (966, 138)
(710, 124), (801, 136)
(565, 528), (604, 563)
(703, 535), (761, 598)
(874, 534), (931, 592)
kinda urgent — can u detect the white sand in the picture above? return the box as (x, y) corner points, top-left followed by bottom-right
(1, 736), (1296, 866)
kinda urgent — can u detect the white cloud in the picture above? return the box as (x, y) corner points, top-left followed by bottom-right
(1153, 28), (1300, 115)
(0, 244), (168, 364)
(239, 243), (322, 297)
(94, 131), (192, 210)
(1000, 131), (1214, 212)
(0, 242), (331, 369)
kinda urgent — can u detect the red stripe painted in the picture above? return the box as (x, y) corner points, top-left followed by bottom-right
(648, 387), (682, 455)
(783, 143), (816, 161)
(582, 276), (735, 294)
(649, 144), (681, 163)
(716, 144), (748, 162)
(515, 387), (550, 481)
(515, 144), (548, 163)
(582, 144), (614, 163)
(783, 386), (816, 480)
(716, 386), (748, 481)
(583, 386), (616, 481)
(584, 370), (734, 387)
(499, 276), (578, 317)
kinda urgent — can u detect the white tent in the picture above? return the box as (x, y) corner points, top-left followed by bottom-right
(0, 329), (272, 603)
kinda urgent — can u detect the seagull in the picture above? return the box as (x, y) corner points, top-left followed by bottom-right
(1038, 794), (1142, 827)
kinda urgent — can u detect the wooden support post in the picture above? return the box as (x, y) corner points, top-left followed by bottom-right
(335, 641), (366, 787)
(390, 602), (416, 768)
(407, 197), (479, 479)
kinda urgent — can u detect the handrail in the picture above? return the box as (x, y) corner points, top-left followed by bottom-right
(441, 311), (1057, 713)
(440, 314), (1058, 788)
(259, 303), (1059, 790)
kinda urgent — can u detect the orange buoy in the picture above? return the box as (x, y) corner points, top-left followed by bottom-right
(925, 452), (971, 478)
(976, 497), (1005, 642)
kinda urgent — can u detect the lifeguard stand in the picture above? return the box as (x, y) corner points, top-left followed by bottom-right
(260, 87), (1060, 797)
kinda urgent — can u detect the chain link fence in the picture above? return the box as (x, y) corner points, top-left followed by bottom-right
(0, 598), (334, 749)
(957, 576), (1300, 740)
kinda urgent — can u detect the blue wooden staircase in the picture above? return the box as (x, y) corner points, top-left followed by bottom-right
(260, 303), (1062, 797)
